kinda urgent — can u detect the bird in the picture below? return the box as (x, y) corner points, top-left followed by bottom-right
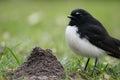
(65, 9), (120, 71)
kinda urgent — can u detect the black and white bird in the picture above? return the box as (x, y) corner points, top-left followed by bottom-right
(65, 9), (120, 70)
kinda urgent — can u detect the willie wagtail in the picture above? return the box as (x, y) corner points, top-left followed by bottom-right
(65, 9), (120, 71)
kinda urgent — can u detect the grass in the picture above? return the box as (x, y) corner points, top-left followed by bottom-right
(0, 0), (120, 80)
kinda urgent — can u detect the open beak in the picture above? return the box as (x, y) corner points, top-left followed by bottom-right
(68, 15), (76, 20)
(67, 15), (73, 19)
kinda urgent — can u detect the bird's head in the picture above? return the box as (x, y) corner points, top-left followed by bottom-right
(68, 9), (93, 26)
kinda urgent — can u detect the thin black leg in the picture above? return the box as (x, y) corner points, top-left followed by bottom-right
(92, 58), (98, 74)
(94, 58), (98, 70)
(84, 58), (90, 71)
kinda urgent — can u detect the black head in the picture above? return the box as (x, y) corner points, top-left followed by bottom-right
(68, 9), (95, 26)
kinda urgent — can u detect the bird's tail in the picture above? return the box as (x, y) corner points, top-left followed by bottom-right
(108, 37), (120, 59)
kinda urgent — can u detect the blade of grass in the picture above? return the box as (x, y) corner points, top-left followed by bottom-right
(6, 47), (20, 66)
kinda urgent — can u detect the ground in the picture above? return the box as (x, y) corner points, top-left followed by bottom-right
(10, 47), (65, 80)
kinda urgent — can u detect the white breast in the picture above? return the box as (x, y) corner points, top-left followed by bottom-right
(65, 25), (105, 58)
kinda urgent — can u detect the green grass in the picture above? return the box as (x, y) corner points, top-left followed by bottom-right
(0, 1), (120, 80)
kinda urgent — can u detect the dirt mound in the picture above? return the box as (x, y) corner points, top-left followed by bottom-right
(10, 47), (65, 80)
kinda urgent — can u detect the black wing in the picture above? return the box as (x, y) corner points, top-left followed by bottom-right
(83, 24), (120, 59)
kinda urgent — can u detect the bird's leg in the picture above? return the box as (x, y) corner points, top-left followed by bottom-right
(92, 58), (98, 74)
(84, 58), (90, 71)
(94, 58), (98, 70)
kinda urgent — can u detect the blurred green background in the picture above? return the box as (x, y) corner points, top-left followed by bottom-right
(0, 0), (120, 79)
(0, 0), (120, 56)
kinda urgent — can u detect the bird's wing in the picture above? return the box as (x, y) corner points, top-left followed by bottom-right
(84, 24), (120, 58)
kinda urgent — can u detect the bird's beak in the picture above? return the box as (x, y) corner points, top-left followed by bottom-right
(67, 15), (73, 19)
(68, 15), (76, 20)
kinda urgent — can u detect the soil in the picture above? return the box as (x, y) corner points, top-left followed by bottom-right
(10, 47), (65, 80)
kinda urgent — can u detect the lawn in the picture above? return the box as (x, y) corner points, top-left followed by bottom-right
(0, 0), (120, 80)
